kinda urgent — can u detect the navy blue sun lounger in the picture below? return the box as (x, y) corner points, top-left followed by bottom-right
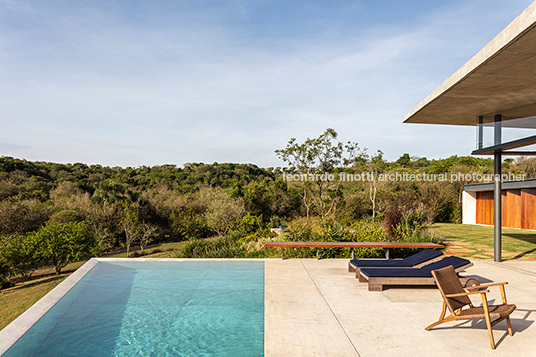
(358, 256), (473, 291)
(348, 249), (444, 274)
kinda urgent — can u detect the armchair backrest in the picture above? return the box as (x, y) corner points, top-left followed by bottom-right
(431, 265), (471, 313)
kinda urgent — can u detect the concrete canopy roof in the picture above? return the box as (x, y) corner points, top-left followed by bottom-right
(403, 2), (536, 127)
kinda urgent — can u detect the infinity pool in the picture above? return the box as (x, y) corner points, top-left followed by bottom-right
(4, 261), (264, 356)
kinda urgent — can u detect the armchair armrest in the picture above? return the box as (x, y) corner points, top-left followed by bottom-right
(465, 282), (508, 290)
(445, 290), (489, 298)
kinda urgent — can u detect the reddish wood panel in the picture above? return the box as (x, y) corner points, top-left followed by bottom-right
(504, 190), (521, 229)
(476, 191), (494, 225)
(475, 188), (536, 229)
(521, 189), (536, 230)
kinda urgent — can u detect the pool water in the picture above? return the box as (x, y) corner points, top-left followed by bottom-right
(5, 261), (264, 356)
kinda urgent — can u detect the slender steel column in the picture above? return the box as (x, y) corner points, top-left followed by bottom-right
(477, 115), (484, 149)
(494, 114), (501, 146)
(494, 114), (502, 262)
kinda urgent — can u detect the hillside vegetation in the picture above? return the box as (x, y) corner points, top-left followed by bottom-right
(2, 129), (535, 289)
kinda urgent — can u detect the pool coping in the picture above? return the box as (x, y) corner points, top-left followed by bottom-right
(0, 258), (269, 355)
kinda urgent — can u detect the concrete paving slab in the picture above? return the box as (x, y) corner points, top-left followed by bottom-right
(265, 259), (536, 357)
(265, 259), (359, 356)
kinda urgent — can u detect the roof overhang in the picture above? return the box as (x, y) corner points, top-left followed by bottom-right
(465, 178), (536, 191)
(403, 2), (536, 127)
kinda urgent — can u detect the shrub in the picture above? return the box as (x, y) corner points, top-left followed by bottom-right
(200, 188), (245, 235)
(177, 234), (247, 258)
(279, 218), (389, 259)
(170, 208), (211, 240)
(32, 221), (97, 275)
(50, 209), (85, 223)
(229, 213), (264, 235)
(0, 255), (10, 290)
(0, 234), (40, 281)
(237, 229), (277, 244)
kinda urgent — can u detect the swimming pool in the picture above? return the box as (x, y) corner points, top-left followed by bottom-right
(3, 260), (264, 356)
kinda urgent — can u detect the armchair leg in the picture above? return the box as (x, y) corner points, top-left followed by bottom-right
(484, 316), (495, 349)
(425, 304), (452, 331)
(506, 317), (513, 336)
(424, 316), (456, 331)
(482, 296), (495, 349)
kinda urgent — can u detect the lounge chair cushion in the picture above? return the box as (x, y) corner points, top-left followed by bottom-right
(349, 249), (443, 268)
(360, 256), (470, 278)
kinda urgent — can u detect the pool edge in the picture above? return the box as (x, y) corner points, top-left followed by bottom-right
(0, 258), (99, 355)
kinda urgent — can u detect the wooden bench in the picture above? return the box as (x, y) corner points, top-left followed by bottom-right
(264, 241), (445, 259)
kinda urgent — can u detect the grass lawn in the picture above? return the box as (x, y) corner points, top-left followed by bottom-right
(104, 242), (187, 258)
(0, 274), (68, 331)
(0, 241), (187, 331)
(432, 223), (536, 259)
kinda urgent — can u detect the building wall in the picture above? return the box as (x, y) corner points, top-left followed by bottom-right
(462, 191), (477, 224)
(473, 188), (536, 229)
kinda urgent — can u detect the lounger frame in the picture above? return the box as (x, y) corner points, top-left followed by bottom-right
(358, 262), (474, 291)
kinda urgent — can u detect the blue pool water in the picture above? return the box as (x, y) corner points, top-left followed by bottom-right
(5, 261), (264, 356)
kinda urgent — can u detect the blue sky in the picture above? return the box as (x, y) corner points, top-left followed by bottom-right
(0, 0), (534, 168)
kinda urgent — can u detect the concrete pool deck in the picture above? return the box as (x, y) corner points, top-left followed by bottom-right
(1, 258), (534, 356)
(265, 259), (536, 356)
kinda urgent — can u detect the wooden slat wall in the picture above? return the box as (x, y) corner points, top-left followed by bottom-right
(504, 190), (521, 228)
(475, 188), (536, 229)
(476, 191), (494, 225)
(522, 189), (536, 230)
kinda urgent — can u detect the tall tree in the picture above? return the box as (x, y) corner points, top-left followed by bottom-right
(367, 150), (387, 223)
(275, 128), (364, 218)
(121, 202), (141, 258)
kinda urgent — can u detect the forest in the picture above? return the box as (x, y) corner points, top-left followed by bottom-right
(1, 129), (536, 288)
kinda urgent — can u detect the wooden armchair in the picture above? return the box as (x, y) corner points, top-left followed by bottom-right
(426, 265), (516, 349)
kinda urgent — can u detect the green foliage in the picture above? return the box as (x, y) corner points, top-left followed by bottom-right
(381, 201), (443, 249)
(275, 128), (365, 218)
(49, 209), (85, 223)
(243, 178), (298, 219)
(31, 222), (96, 275)
(392, 210), (429, 240)
(237, 229), (277, 244)
(170, 208), (210, 240)
(178, 234), (247, 258)
(395, 153), (411, 168)
(279, 218), (390, 259)
(0, 149), (526, 262)
(91, 179), (131, 204)
(0, 255), (9, 289)
(0, 199), (51, 234)
(120, 202), (142, 257)
(229, 213), (264, 235)
(0, 234), (39, 281)
(200, 188), (246, 235)
(139, 224), (158, 252)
